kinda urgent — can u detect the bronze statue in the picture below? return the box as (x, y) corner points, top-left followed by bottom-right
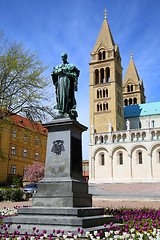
(51, 53), (80, 119)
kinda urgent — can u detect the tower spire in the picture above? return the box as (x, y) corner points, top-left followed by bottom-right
(131, 50), (133, 58)
(104, 8), (108, 19)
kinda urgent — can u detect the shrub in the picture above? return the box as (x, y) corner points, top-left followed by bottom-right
(10, 188), (23, 202)
(0, 189), (3, 201)
(3, 188), (13, 201)
(7, 174), (23, 187)
(2, 188), (23, 201)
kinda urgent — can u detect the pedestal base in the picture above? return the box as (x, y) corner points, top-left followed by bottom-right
(4, 207), (122, 236)
(32, 178), (92, 207)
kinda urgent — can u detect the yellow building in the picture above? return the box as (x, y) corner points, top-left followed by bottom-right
(89, 12), (124, 135)
(0, 114), (47, 183)
(123, 52), (146, 106)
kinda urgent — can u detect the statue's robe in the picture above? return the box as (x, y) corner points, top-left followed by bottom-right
(52, 62), (79, 117)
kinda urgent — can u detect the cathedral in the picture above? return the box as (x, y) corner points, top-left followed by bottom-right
(89, 12), (160, 183)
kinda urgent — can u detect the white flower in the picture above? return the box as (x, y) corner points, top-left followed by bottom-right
(119, 235), (125, 239)
(16, 237), (21, 240)
(114, 235), (120, 239)
(30, 237), (35, 240)
(56, 233), (61, 238)
(68, 232), (72, 237)
(105, 232), (110, 237)
(86, 231), (90, 237)
(63, 235), (67, 239)
(94, 231), (98, 236)
(130, 228), (135, 233)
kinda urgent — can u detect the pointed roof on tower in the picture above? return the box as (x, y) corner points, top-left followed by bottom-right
(92, 10), (115, 53)
(123, 51), (140, 86)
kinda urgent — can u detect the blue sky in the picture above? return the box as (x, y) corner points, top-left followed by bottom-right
(1, 0), (160, 159)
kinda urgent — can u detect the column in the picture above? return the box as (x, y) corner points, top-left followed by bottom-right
(128, 154), (132, 181)
(110, 155), (113, 181)
(148, 153), (153, 179)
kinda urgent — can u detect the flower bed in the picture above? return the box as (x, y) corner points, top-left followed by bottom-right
(0, 207), (160, 239)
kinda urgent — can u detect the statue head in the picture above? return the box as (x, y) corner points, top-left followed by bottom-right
(61, 52), (68, 63)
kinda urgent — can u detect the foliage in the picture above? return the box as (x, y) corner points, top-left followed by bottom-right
(0, 188), (23, 202)
(0, 208), (160, 239)
(24, 162), (44, 183)
(0, 189), (3, 201)
(0, 30), (55, 122)
(7, 175), (23, 187)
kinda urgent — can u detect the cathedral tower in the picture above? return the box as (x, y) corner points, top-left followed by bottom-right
(89, 11), (124, 134)
(123, 51), (146, 106)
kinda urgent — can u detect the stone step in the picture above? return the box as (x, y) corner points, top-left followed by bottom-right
(4, 222), (124, 237)
(18, 207), (104, 217)
(5, 214), (117, 228)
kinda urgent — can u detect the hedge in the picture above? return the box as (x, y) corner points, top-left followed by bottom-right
(0, 188), (23, 202)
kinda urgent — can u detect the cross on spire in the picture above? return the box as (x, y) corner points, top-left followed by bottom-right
(131, 50), (133, 58)
(104, 8), (108, 19)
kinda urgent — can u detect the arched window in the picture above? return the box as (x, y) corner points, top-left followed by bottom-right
(99, 90), (102, 98)
(95, 136), (98, 144)
(100, 104), (102, 111)
(106, 89), (108, 97)
(100, 68), (104, 83)
(119, 153), (123, 165)
(124, 99), (128, 106)
(106, 103), (108, 110)
(127, 85), (130, 92)
(95, 69), (99, 84)
(100, 154), (105, 165)
(99, 52), (102, 60)
(100, 136), (103, 143)
(97, 104), (99, 112)
(129, 98), (132, 105)
(159, 151), (160, 163)
(106, 67), (110, 82)
(133, 98), (137, 105)
(103, 51), (106, 60)
(103, 103), (106, 111)
(97, 90), (99, 98)
(131, 85), (133, 92)
(103, 89), (105, 98)
(138, 152), (142, 164)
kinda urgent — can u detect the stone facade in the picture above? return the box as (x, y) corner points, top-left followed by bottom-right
(89, 15), (160, 183)
(89, 123), (160, 183)
(89, 16), (124, 135)
(0, 114), (47, 183)
(123, 54), (146, 106)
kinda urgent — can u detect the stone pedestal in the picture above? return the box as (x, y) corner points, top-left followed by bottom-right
(32, 117), (92, 207)
(3, 118), (122, 235)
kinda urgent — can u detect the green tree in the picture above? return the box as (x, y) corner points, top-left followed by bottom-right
(0, 31), (54, 121)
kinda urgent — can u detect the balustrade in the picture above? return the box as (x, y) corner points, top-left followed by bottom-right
(94, 128), (160, 145)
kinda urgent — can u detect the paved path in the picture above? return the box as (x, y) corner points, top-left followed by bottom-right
(0, 200), (31, 209)
(1, 183), (160, 209)
(89, 183), (160, 209)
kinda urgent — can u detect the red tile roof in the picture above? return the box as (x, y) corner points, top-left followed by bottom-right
(10, 114), (48, 135)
